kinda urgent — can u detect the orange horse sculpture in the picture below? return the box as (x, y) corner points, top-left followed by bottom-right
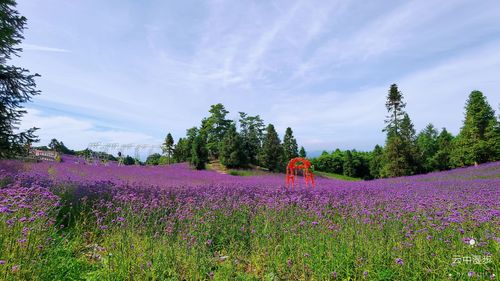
(286, 157), (315, 188)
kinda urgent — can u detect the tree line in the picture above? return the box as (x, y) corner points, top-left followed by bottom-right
(310, 85), (499, 179)
(161, 103), (306, 171)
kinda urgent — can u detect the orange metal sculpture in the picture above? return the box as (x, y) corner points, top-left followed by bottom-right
(286, 157), (315, 188)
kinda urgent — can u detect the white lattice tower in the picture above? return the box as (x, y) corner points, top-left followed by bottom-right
(107, 143), (120, 165)
(102, 143), (116, 165)
(147, 144), (162, 158)
(134, 144), (150, 164)
(87, 142), (101, 164)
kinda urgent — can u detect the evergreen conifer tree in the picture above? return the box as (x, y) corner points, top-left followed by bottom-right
(283, 127), (298, 162)
(451, 91), (498, 166)
(369, 145), (384, 178)
(382, 84), (416, 177)
(201, 104), (232, 159)
(219, 123), (245, 168)
(432, 128), (454, 170)
(190, 131), (208, 170)
(260, 124), (283, 172)
(162, 133), (174, 164)
(343, 150), (355, 177)
(299, 146), (307, 158)
(0, 0), (40, 158)
(416, 124), (439, 172)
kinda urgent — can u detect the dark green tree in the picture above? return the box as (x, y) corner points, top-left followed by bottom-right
(399, 113), (419, 175)
(484, 117), (500, 161)
(184, 127), (198, 160)
(219, 123), (245, 168)
(382, 84), (416, 177)
(369, 145), (384, 179)
(299, 146), (307, 158)
(432, 128), (454, 170)
(352, 150), (370, 179)
(330, 149), (345, 174)
(162, 133), (174, 164)
(383, 84), (406, 137)
(172, 137), (189, 162)
(311, 149), (344, 174)
(343, 150), (355, 177)
(416, 123), (439, 172)
(283, 127), (298, 162)
(190, 131), (208, 170)
(145, 153), (161, 165)
(123, 155), (135, 165)
(47, 138), (73, 154)
(259, 124), (283, 172)
(0, 0), (40, 158)
(201, 104), (232, 159)
(48, 138), (60, 151)
(238, 112), (264, 165)
(310, 152), (331, 172)
(382, 136), (406, 177)
(451, 91), (498, 166)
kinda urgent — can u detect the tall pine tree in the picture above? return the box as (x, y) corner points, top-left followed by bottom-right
(259, 124), (283, 172)
(432, 128), (454, 170)
(399, 113), (418, 175)
(201, 104), (232, 159)
(383, 84), (406, 137)
(184, 127), (198, 160)
(299, 146), (307, 158)
(172, 137), (189, 163)
(219, 123), (245, 168)
(238, 112), (264, 165)
(190, 131), (208, 170)
(369, 145), (384, 178)
(416, 123), (439, 172)
(162, 133), (174, 164)
(0, 0), (40, 158)
(382, 84), (415, 177)
(283, 127), (298, 162)
(484, 117), (500, 161)
(451, 91), (499, 166)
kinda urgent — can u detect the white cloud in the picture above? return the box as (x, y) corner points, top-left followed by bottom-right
(20, 109), (162, 151)
(21, 43), (70, 53)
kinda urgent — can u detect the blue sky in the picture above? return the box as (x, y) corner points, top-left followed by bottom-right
(15, 0), (500, 156)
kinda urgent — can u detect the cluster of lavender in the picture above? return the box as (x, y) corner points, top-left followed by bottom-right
(0, 157), (498, 278)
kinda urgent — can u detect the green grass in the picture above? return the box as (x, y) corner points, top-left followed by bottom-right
(228, 169), (271, 176)
(208, 160), (274, 177)
(315, 171), (362, 181)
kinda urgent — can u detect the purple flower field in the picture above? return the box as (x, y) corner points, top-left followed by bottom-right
(0, 157), (499, 280)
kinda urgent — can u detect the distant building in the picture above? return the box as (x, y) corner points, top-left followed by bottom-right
(29, 149), (59, 162)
